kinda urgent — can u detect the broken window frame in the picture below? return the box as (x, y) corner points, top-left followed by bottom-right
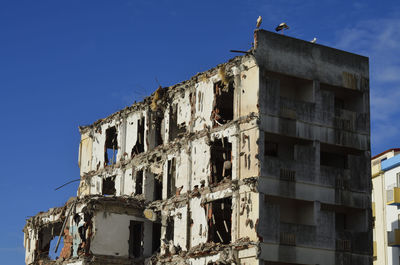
(167, 158), (176, 198)
(36, 222), (64, 260)
(132, 117), (145, 157)
(212, 80), (234, 127)
(154, 176), (162, 201)
(205, 197), (232, 244)
(150, 110), (164, 149)
(135, 170), (143, 195)
(102, 176), (116, 196)
(105, 126), (118, 165)
(165, 216), (174, 242)
(210, 137), (232, 185)
(168, 104), (186, 141)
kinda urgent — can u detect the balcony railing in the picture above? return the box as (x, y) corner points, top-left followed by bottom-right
(264, 157), (315, 183)
(388, 229), (400, 247)
(280, 232), (296, 246)
(279, 97), (315, 122)
(336, 239), (351, 252)
(387, 187), (400, 205)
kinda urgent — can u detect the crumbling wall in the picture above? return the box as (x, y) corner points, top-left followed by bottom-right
(190, 137), (211, 190)
(237, 59), (259, 117)
(238, 189), (259, 241)
(28, 54), (265, 265)
(189, 197), (208, 246)
(91, 212), (153, 257)
(79, 131), (93, 175)
(176, 148), (190, 195)
(193, 80), (214, 132)
(126, 111), (147, 157)
(239, 120), (260, 180)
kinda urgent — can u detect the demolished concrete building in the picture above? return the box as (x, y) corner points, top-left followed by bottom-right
(23, 29), (373, 265)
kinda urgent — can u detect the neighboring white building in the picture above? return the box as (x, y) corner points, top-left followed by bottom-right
(372, 149), (400, 265)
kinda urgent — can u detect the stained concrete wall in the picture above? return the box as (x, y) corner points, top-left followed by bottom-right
(91, 212), (153, 257)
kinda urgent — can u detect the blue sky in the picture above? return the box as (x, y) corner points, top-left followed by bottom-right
(0, 0), (399, 263)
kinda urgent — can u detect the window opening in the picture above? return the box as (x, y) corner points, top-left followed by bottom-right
(206, 197), (232, 244)
(165, 217), (174, 242)
(150, 111), (164, 148)
(152, 223), (162, 253)
(105, 126), (118, 165)
(167, 158), (176, 198)
(169, 104), (186, 141)
(212, 81), (234, 127)
(129, 221), (143, 258)
(210, 137), (232, 184)
(320, 151), (347, 169)
(132, 117), (145, 156)
(154, 177), (162, 201)
(265, 141), (278, 157)
(135, 170), (143, 195)
(102, 176), (116, 195)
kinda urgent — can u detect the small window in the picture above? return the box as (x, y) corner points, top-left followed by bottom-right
(167, 158), (176, 198)
(105, 127), (118, 165)
(210, 137), (232, 184)
(165, 217), (174, 241)
(212, 81), (234, 127)
(154, 177), (162, 201)
(135, 170), (143, 195)
(169, 104), (186, 141)
(132, 117), (145, 156)
(102, 176), (116, 195)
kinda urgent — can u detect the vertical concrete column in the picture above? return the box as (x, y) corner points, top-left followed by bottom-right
(233, 66), (241, 121)
(314, 140), (321, 184)
(313, 80), (323, 122)
(143, 111), (149, 153)
(314, 200), (320, 226)
(144, 169), (154, 202)
(117, 118), (127, 162)
(164, 107), (170, 144)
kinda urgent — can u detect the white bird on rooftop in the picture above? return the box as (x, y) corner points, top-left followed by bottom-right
(311, 37), (317, 43)
(275, 22), (289, 33)
(256, 16), (262, 28)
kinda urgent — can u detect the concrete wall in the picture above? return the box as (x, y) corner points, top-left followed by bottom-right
(91, 212), (153, 257)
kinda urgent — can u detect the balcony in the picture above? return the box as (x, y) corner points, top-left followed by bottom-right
(279, 97), (315, 122)
(387, 187), (400, 205)
(388, 229), (400, 247)
(264, 157), (315, 183)
(280, 222), (317, 247)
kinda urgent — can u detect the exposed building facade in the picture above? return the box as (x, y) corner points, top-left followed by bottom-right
(23, 30), (372, 265)
(372, 149), (400, 265)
